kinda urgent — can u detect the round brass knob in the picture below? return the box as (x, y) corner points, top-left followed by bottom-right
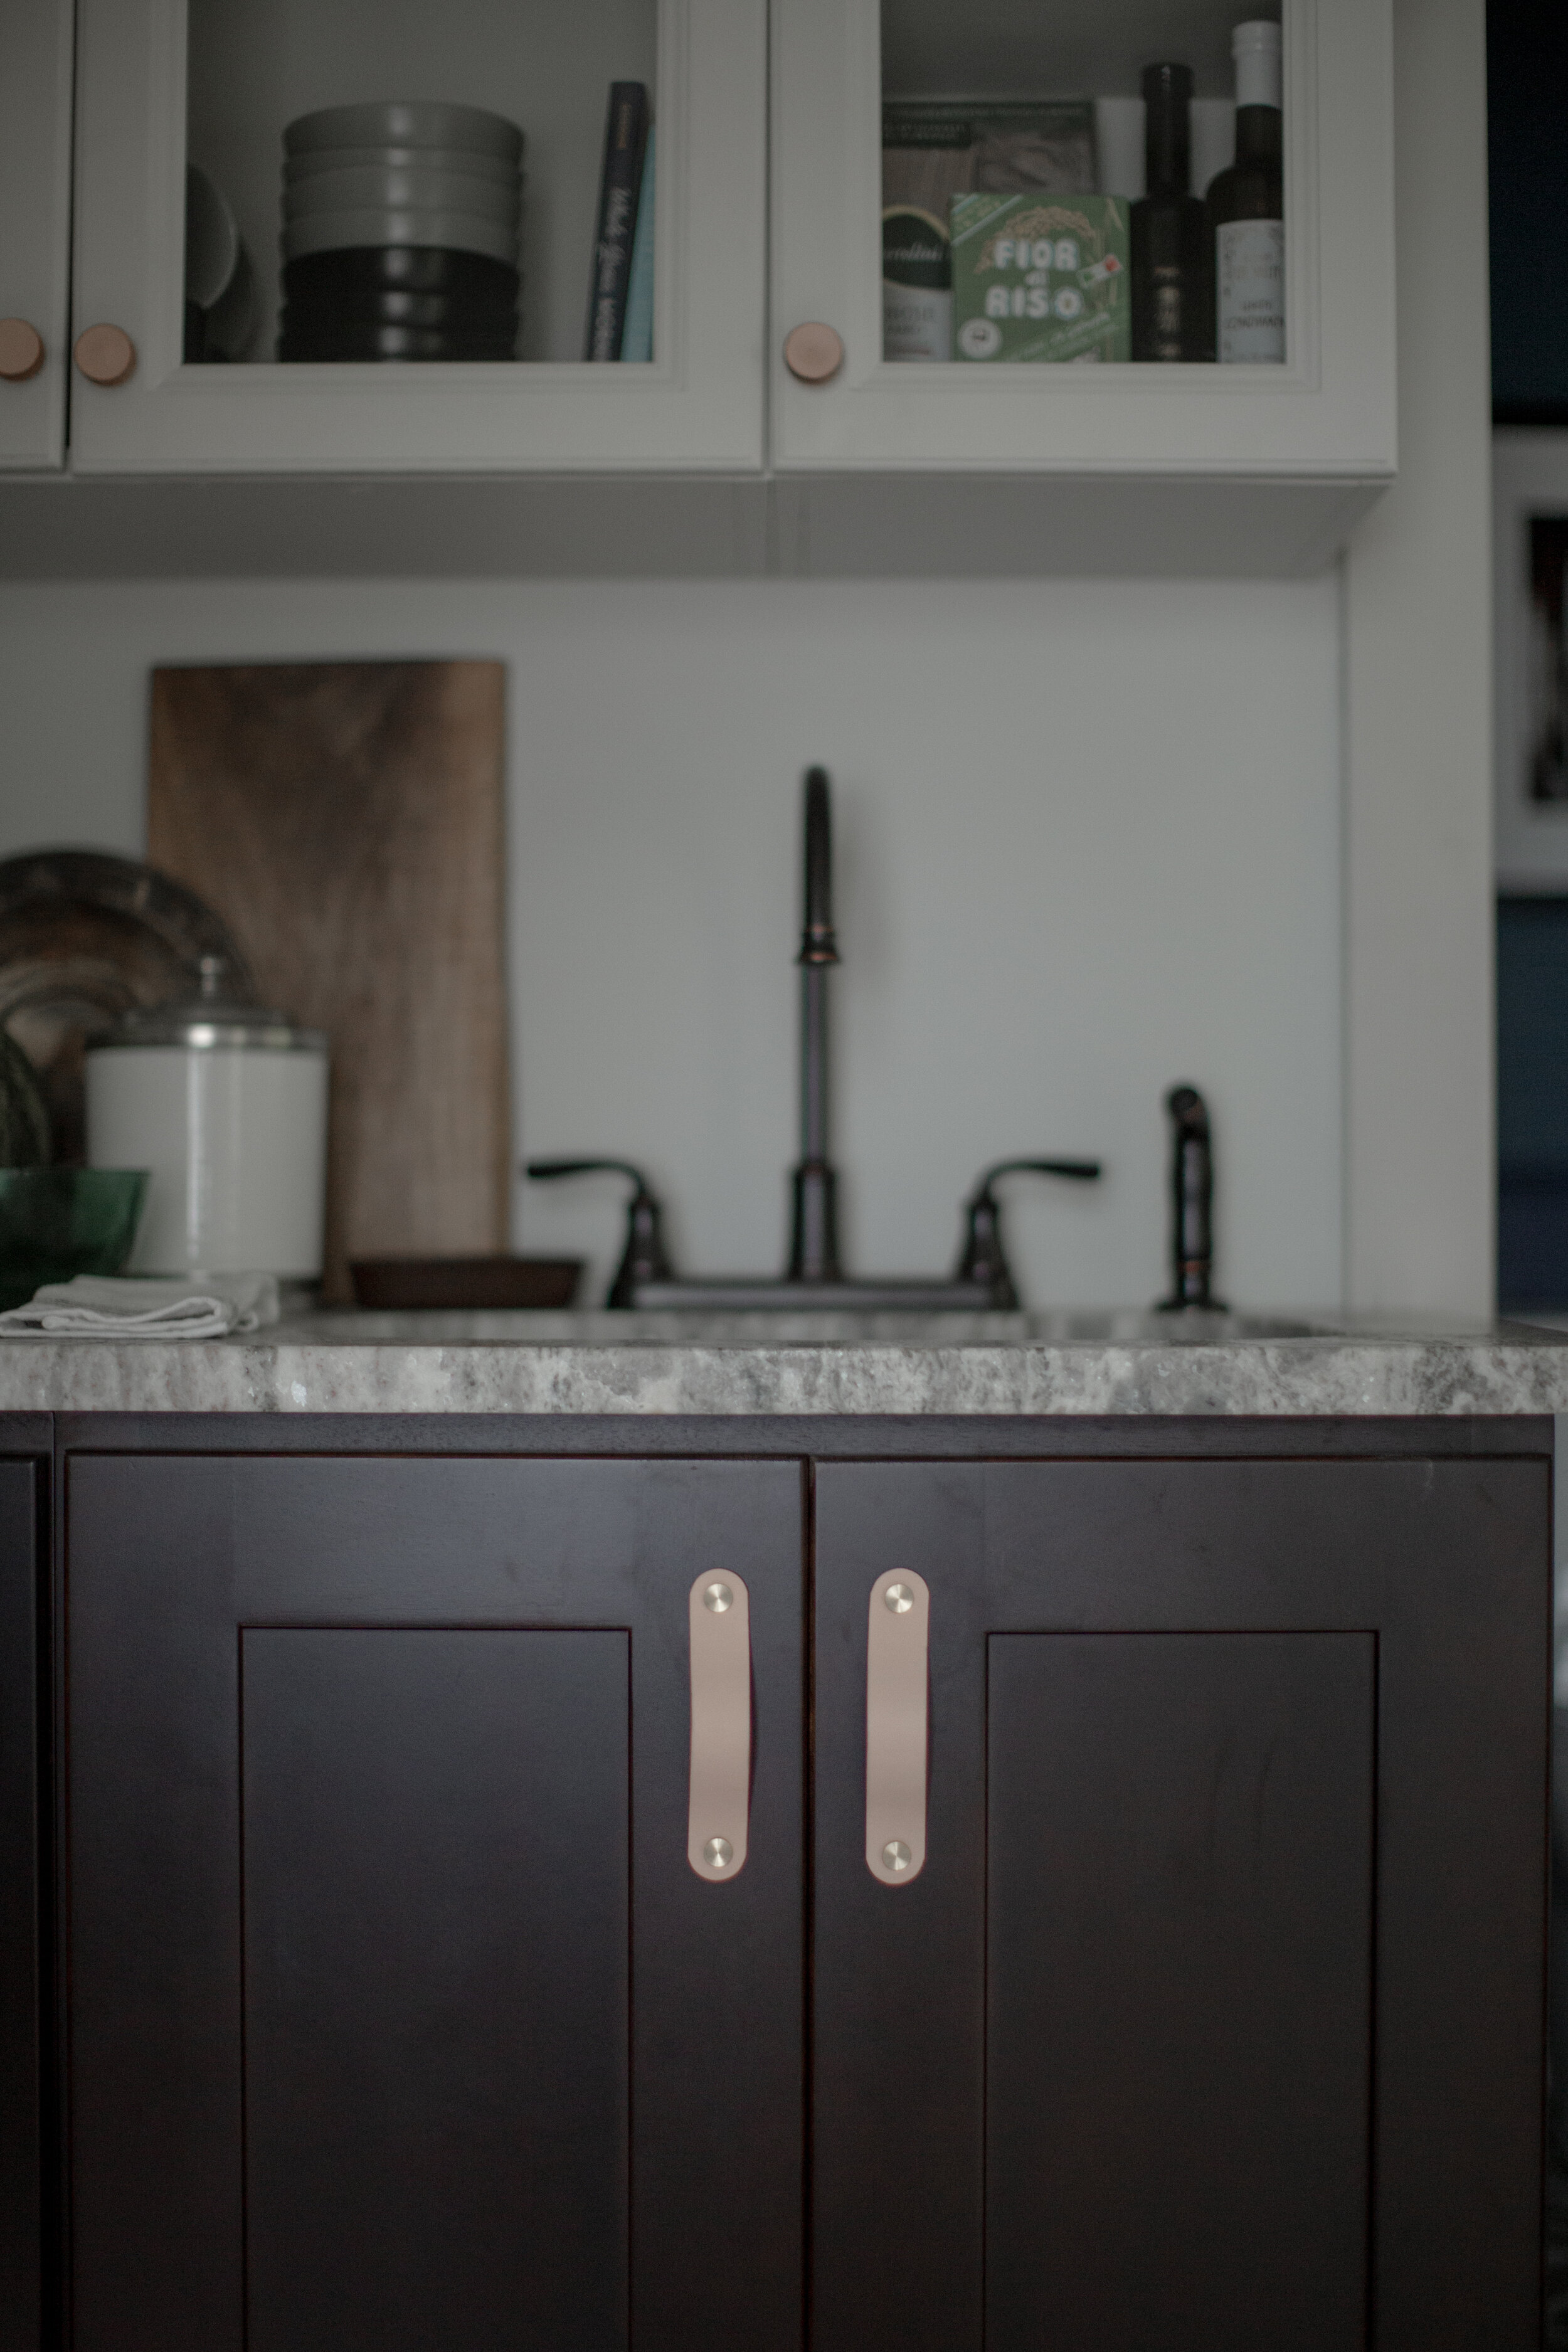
(73, 324), (136, 386)
(783, 322), (844, 384)
(0, 320), (45, 383)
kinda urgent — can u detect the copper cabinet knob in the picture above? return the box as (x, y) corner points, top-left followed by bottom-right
(783, 322), (844, 383)
(0, 319), (45, 383)
(73, 324), (136, 386)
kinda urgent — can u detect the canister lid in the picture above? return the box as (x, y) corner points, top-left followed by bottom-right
(90, 956), (328, 1052)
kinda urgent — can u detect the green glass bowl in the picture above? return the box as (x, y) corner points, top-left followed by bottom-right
(0, 1170), (149, 1311)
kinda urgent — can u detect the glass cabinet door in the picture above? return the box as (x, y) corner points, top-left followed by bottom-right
(0, 0), (73, 470)
(771, 0), (1396, 493)
(70, 0), (765, 473)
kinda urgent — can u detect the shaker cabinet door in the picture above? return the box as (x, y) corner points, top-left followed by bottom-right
(768, 0), (1397, 573)
(812, 1458), (1549, 2352)
(0, 0), (73, 469)
(64, 1453), (804, 2352)
(70, 0), (765, 474)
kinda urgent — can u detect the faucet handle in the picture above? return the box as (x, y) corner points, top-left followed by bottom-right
(524, 1158), (674, 1309)
(955, 1158), (1103, 1308)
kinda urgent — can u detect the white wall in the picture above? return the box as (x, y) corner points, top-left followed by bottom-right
(1343, 0), (1495, 1317)
(0, 573), (1342, 1309)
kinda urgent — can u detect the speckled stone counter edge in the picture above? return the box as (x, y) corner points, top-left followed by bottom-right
(4, 1332), (1568, 1416)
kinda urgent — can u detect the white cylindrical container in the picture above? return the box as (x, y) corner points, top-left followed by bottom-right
(85, 960), (328, 1278)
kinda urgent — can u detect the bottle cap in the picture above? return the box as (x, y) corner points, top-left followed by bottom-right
(1233, 19), (1283, 110)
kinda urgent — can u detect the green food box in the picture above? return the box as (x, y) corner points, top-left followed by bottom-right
(950, 192), (1130, 364)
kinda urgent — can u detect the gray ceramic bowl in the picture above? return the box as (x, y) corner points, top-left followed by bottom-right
(284, 144), (521, 188)
(285, 166), (519, 220)
(281, 209), (519, 265)
(284, 102), (522, 164)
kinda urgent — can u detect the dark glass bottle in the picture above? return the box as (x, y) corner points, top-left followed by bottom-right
(1130, 63), (1214, 363)
(1207, 21), (1285, 363)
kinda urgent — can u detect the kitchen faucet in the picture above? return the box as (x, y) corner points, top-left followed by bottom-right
(528, 769), (1103, 1309)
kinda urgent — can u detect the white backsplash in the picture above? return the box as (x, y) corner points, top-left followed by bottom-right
(0, 571), (1342, 1310)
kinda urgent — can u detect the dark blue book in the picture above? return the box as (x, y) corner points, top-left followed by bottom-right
(585, 82), (650, 361)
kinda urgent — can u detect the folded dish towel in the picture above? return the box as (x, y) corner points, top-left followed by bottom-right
(0, 1271), (281, 1340)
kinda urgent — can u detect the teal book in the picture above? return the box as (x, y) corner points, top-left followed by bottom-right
(620, 129), (655, 363)
(585, 82), (649, 360)
(950, 191), (1130, 363)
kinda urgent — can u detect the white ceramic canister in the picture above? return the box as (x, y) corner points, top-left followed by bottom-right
(85, 960), (329, 1278)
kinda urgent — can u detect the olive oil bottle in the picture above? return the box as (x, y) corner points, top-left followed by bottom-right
(1207, 21), (1285, 363)
(1130, 63), (1214, 362)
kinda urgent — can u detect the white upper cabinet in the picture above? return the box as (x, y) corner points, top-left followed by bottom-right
(0, 0), (74, 470)
(771, 0), (1396, 495)
(6, 0), (1401, 569)
(69, 0), (766, 473)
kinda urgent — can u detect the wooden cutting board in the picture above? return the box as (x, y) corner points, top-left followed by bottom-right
(149, 661), (509, 1303)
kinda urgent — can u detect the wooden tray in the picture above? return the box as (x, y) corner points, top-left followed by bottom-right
(349, 1256), (582, 1311)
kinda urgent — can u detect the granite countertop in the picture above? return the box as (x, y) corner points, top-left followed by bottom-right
(1, 1306), (1567, 1416)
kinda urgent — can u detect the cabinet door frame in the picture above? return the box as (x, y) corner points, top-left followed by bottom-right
(70, 0), (766, 474)
(0, 0), (73, 471)
(770, 0), (1396, 482)
(812, 1456), (1550, 2352)
(63, 1451), (805, 2350)
(0, 1451), (46, 2352)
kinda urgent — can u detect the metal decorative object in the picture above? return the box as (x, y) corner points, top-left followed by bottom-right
(0, 1029), (50, 1168)
(0, 850), (252, 1165)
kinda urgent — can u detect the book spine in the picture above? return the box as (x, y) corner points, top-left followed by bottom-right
(585, 82), (650, 362)
(620, 129), (657, 363)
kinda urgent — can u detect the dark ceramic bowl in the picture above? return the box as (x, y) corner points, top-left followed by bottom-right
(278, 324), (518, 363)
(278, 248), (521, 359)
(0, 1169), (149, 1311)
(349, 1255), (583, 1311)
(279, 285), (517, 331)
(282, 246), (520, 301)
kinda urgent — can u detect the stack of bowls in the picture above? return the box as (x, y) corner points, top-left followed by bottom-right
(278, 100), (523, 363)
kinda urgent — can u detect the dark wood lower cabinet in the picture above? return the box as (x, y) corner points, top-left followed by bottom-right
(0, 1454), (43, 2352)
(53, 1437), (1550, 2350)
(812, 1458), (1551, 2352)
(64, 1454), (805, 2352)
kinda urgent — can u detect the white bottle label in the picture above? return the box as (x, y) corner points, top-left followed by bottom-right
(883, 282), (953, 363)
(1217, 220), (1285, 363)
